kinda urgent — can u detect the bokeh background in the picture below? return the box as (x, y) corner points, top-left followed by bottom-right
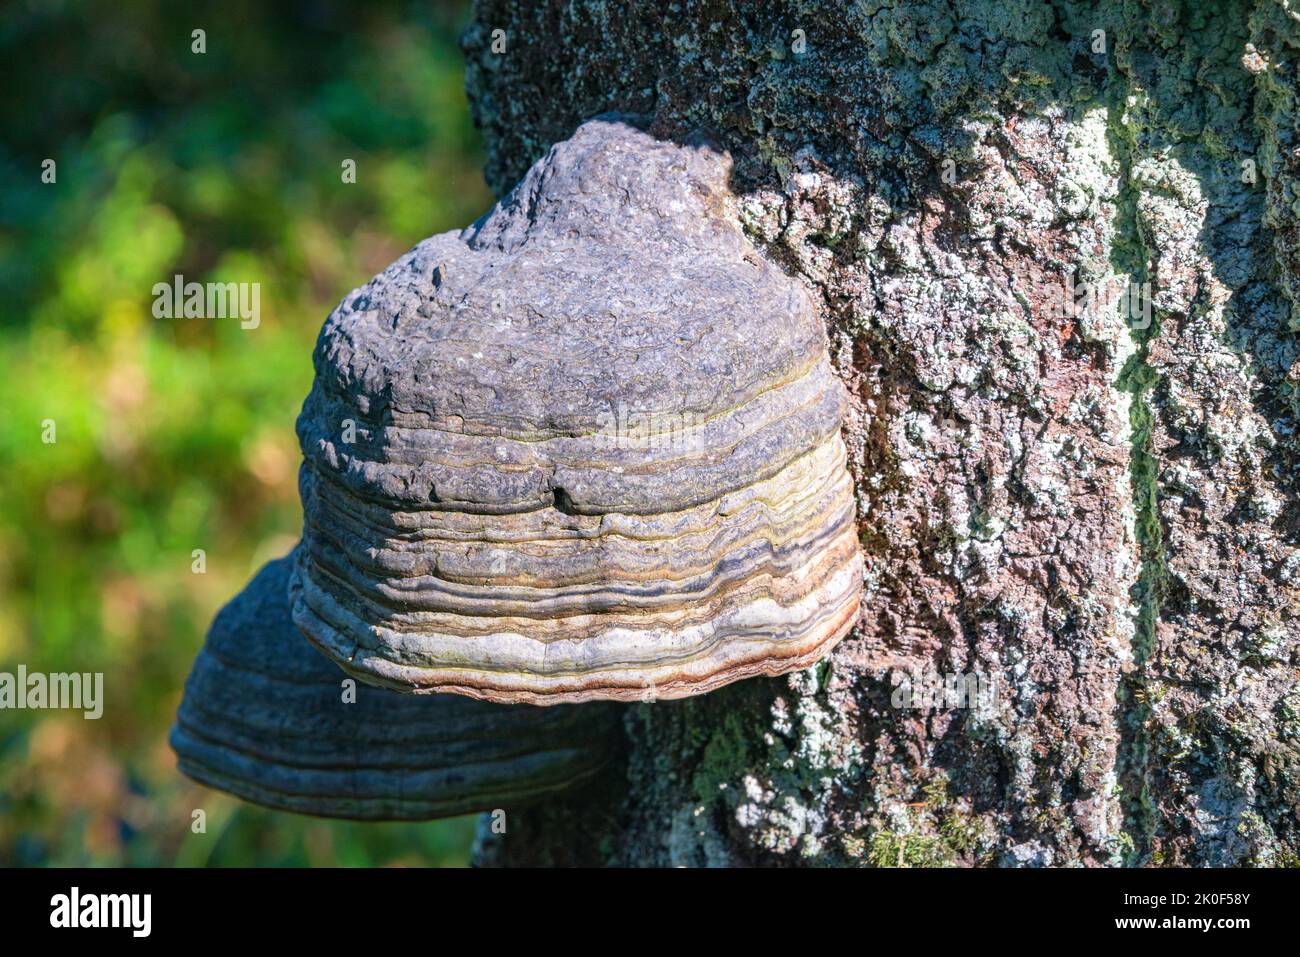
(0, 0), (494, 865)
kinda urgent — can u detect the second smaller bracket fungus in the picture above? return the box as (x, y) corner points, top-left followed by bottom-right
(293, 114), (864, 705)
(171, 552), (621, 821)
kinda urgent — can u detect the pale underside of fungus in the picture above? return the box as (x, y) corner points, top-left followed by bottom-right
(171, 553), (620, 820)
(292, 114), (864, 705)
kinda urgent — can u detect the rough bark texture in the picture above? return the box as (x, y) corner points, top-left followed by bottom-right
(462, 0), (1300, 866)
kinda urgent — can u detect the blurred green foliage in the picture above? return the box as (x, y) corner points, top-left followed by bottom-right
(0, 0), (494, 865)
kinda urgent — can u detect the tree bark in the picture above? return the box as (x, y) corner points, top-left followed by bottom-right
(462, 0), (1300, 866)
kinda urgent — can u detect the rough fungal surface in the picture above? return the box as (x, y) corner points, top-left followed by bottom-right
(462, 0), (1300, 866)
(171, 553), (621, 820)
(292, 117), (864, 705)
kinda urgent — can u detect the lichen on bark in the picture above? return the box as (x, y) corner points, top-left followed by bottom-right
(461, 0), (1299, 866)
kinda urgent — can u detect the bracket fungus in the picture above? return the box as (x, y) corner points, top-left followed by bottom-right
(171, 553), (620, 820)
(292, 114), (864, 705)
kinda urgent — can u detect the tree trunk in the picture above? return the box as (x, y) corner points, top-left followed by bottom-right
(462, 0), (1300, 866)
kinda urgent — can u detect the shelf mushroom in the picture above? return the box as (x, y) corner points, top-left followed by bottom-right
(171, 552), (621, 820)
(292, 114), (864, 705)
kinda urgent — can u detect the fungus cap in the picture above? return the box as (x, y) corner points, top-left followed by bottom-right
(170, 553), (621, 820)
(292, 115), (864, 705)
